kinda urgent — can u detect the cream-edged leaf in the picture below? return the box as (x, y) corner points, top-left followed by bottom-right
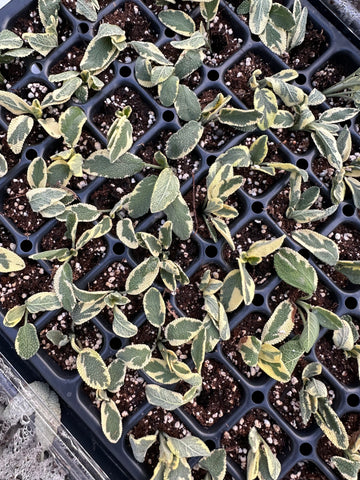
(274, 247), (318, 295)
(7, 115), (33, 154)
(77, 348), (110, 389)
(15, 324), (40, 360)
(101, 400), (122, 443)
(0, 248), (25, 273)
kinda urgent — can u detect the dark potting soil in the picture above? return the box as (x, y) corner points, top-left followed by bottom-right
(282, 461), (329, 480)
(100, 2), (158, 63)
(40, 222), (107, 280)
(222, 220), (277, 286)
(224, 53), (275, 108)
(221, 408), (290, 470)
(0, 225), (14, 249)
(40, 312), (103, 371)
(178, 358), (242, 427)
(61, 0), (112, 14)
(0, 261), (51, 311)
(3, 172), (46, 233)
(221, 312), (268, 380)
(0, 58), (28, 89)
(274, 127), (311, 154)
(281, 22), (329, 70)
(92, 86), (156, 140)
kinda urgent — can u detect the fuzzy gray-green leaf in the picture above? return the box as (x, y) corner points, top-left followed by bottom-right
(101, 399), (122, 443)
(144, 287), (166, 327)
(174, 84), (201, 122)
(53, 262), (76, 312)
(167, 435), (210, 459)
(164, 195), (193, 240)
(249, 0), (272, 35)
(0, 248), (25, 273)
(22, 32), (57, 56)
(7, 115), (33, 154)
(15, 323), (40, 360)
(77, 348), (110, 389)
(129, 434), (158, 463)
(158, 10), (196, 37)
(165, 317), (203, 346)
(274, 247), (317, 295)
(116, 344), (151, 369)
(166, 121), (204, 160)
(76, 0), (100, 22)
(145, 384), (184, 410)
(150, 168), (180, 213)
(128, 176), (157, 218)
(261, 300), (295, 345)
(59, 106), (87, 148)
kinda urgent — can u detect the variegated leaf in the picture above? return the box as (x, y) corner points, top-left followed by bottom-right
(101, 400), (122, 443)
(41, 77), (82, 107)
(159, 75), (179, 107)
(315, 399), (349, 450)
(128, 176), (157, 218)
(3, 305), (26, 328)
(107, 115), (133, 163)
(125, 256), (160, 295)
(145, 384), (184, 410)
(333, 318), (354, 351)
(249, 0), (272, 35)
(174, 84), (201, 122)
(345, 177), (360, 209)
(292, 230), (339, 266)
(83, 150), (144, 179)
(166, 121), (204, 160)
(210, 216), (235, 250)
(332, 456), (360, 480)
(261, 300), (295, 345)
(0, 248), (25, 273)
(77, 348), (110, 389)
(269, 3), (295, 30)
(38, 0), (60, 28)
(311, 127), (342, 171)
(258, 343), (291, 382)
(71, 298), (106, 325)
(167, 435), (210, 459)
(150, 65), (174, 85)
(53, 262), (76, 312)
(0, 153), (7, 178)
(116, 218), (139, 249)
(165, 317), (203, 346)
(7, 115), (33, 154)
(129, 433), (158, 463)
(259, 20), (287, 55)
(220, 269), (243, 312)
(116, 344), (151, 369)
(76, 216), (112, 250)
(219, 108), (261, 128)
(254, 87), (278, 130)
(164, 194), (193, 240)
(279, 338), (304, 375)
(335, 260), (360, 284)
(144, 287), (166, 327)
(191, 328), (206, 372)
(245, 235), (285, 261)
(0, 30), (23, 50)
(238, 260), (255, 306)
(171, 31), (206, 50)
(198, 448), (226, 480)
(250, 135), (268, 165)
(144, 359), (179, 384)
(174, 49), (203, 80)
(46, 329), (69, 348)
(0, 91), (33, 115)
(59, 106), (87, 147)
(134, 57), (153, 88)
(76, 0), (100, 22)
(274, 247), (318, 295)
(113, 306), (138, 338)
(15, 323), (40, 360)
(288, 5), (308, 50)
(25, 292), (61, 313)
(131, 41), (172, 65)
(299, 310), (320, 352)
(319, 107), (358, 124)
(22, 31), (57, 56)
(27, 156), (47, 188)
(158, 10), (195, 36)
(267, 77), (305, 106)
(238, 336), (261, 367)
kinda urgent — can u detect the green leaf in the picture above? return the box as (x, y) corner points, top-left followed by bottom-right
(3, 305), (26, 328)
(220, 270), (243, 312)
(0, 30), (23, 50)
(150, 168), (180, 213)
(53, 262), (76, 312)
(101, 400), (122, 443)
(165, 317), (203, 346)
(249, 0), (272, 35)
(46, 329), (69, 348)
(332, 456), (360, 480)
(174, 84), (201, 122)
(238, 261), (255, 306)
(269, 3), (295, 30)
(25, 292), (61, 313)
(158, 10), (196, 37)
(164, 195), (193, 240)
(319, 107), (358, 124)
(107, 115), (133, 163)
(144, 359), (179, 384)
(125, 256), (160, 295)
(59, 106), (87, 148)
(128, 176), (157, 218)
(159, 75), (179, 107)
(174, 49), (203, 80)
(166, 121), (204, 160)
(299, 310), (320, 352)
(76, 0), (100, 22)
(335, 260), (360, 284)
(77, 348), (110, 389)
(129, 434), (158, 463)
(27, 156), (47, 189)
(145, 384), (184, 410)
(15, 323), (40, 360)
(7, 115), (33, 154)
(83, 150), (144, 179)
(167, 435), (210, 458)
(171, 31), (206, 50)
(238, 336), (261, 367)
(144, 287), (166, 327)
(254, 87), (278, 130)
(274, 247), (318, 295)
(22, 31), (57, 56)
(279, 338), (304, 375)
(219, 108), (261, 128)
(0, 248), (25, 273)
(261, 300), (295, 345)
(200, 0), (220, 23)
(259, 20), (287, 55)
(292, 230), (339, 266)
(41, 77), (82, 107)
(116, 344), (151, 369)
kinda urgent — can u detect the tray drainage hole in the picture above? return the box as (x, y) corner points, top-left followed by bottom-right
(296, 74), (306, 85)
(296, 158), (308, 169)
(343, 204), (355, 216)
(78, 22), (89, 33)
(207, 155), (216, 166)
(253, 294), (264, 306)
(110, 337), (122, 350)
(251, 391), (264, 404)
(163, 110), (175, 122)
(20, 240), (32, 252)
(113, 242), (125, 255)
(165, 28), (176, 38)
(345, 297), (357, 310)
(30, 62), (42, 74)
(120, 66), (131, 77)
(298, 248), (310, 259)
(252, 201), (263, 213)
(300, 443), (312, 456)
(207, 70), (219, 81)
(347, 394), (359, 407)
(25, 148), (38, 160)
(205, 245), (217, 258)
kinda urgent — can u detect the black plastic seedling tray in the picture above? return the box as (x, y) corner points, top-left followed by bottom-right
(0, 0), (360, 479)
